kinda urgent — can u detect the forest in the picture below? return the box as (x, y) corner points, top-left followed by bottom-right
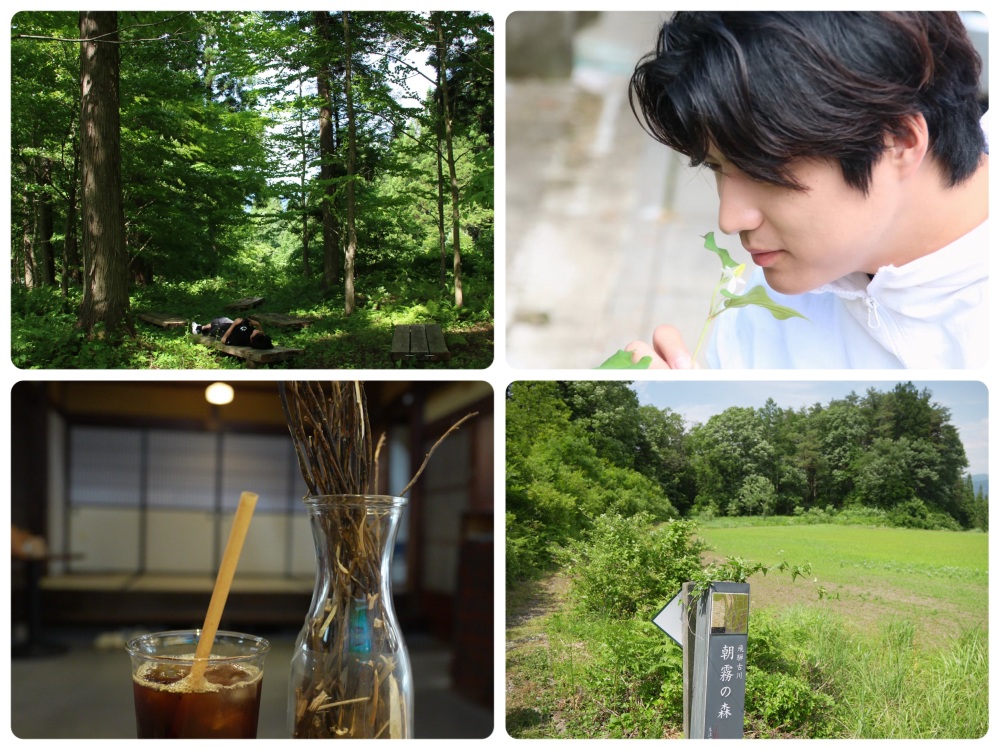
(11, 10), (493, 369)
(506, 381), (988, 580)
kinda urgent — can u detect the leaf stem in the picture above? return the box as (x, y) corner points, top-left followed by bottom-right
(691, 274), (724, 365)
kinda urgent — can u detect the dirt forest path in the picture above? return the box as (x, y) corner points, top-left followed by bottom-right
(506, 573), (683, 739)
(505, 575), (575, 737)
(506, 575), (569, 668)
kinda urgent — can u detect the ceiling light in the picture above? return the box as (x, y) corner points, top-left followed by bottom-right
(205, 382), (234, 406)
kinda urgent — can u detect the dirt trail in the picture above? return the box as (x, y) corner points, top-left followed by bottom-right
(505, 574), (570, 647)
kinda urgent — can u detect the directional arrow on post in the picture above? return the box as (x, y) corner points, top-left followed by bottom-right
(652, 588), (685, 647)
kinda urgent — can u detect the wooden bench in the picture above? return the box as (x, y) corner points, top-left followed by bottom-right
(391, 324), (451, 363)
(137, 312), (188, 329)
(252, 312), (314, 329)
(141, 310), (310, 331)
(189, 334), (304, 368)
(225, 296), (265, 311)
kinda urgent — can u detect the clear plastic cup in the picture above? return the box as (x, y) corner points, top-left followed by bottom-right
(126, 629), (269, 739)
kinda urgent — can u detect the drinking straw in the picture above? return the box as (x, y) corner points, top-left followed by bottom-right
(189, 491), (258, 685)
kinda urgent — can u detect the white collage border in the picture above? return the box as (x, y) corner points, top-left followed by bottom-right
(1, 1), (996, 746)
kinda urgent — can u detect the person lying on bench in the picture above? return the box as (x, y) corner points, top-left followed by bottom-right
(191, 317), (274, 349)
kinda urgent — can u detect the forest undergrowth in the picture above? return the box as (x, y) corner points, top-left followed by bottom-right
(12, 256), (493, 369)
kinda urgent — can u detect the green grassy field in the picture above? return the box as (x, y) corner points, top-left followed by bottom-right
(696, 523), (988, 641)
(507, 521), (989, 739)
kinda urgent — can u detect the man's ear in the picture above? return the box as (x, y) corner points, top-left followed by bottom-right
(886, 113), (930, 178)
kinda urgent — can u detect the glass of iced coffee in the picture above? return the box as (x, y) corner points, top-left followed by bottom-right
(126, 629), (269, 739)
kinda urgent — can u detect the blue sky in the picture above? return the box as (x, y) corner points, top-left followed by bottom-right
(630, 380), (988, 475)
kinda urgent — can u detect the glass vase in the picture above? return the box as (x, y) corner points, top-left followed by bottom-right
(289, 495), (413, 739)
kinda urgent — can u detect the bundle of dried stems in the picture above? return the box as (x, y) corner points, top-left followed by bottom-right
(279, 381), (373, 498)
(279, 381), (474, 739)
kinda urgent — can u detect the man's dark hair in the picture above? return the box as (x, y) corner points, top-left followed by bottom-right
(629, 12), (985, 193)
(250, 332), (273, 350)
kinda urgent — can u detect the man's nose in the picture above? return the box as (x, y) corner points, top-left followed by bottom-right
(716, 174), (764, 236)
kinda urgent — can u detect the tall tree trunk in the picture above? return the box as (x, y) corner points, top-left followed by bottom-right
(78, 11), (131, 336)
(342, 12), (358, 316)
(314, 11), (339, 292)
(301, 195), (311, 279)
(36, 157), (56, 286)
(435, 71), (447, 289)
(297, 76), (311, 279)
(63, 139), (81, 294)
(20, 188), (35, 288)
(434, 15), (463, 308)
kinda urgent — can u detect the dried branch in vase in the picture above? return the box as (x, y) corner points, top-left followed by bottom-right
(279, 381), (476, 739)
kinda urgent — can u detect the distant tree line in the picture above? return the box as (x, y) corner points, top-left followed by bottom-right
(506, 381), (987, 579)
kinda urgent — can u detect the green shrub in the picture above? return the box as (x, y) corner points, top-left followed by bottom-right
(888, 499), (962, 531)
(557, 514), (705, 619)
(505, 513), (550, 583)
(12, 313), (82, 368)
(746, 611), (806, 674)
(559, 616), (684, 737)
(740, 610), (836, 736)
(832, 506), (890, 526)
(804, 506), (830, 522)
(746, 667), (834, 736)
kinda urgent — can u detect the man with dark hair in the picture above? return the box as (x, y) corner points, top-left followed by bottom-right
(192, 317), (273, 350)
(624, 12), (987, 368)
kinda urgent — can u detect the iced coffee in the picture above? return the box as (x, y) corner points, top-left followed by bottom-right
(127, 630), (269, 739)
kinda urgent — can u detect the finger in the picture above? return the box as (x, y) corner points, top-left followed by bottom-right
(651, 325), (693, 369)
(624, 340), (670, 369)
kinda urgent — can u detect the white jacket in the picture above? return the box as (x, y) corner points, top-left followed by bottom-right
(705, 220), (988, 369)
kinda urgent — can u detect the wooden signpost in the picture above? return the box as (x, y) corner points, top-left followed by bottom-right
(653, 581), (750, 739)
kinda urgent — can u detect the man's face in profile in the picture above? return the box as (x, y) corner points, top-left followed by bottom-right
(707, 147), (906, 296)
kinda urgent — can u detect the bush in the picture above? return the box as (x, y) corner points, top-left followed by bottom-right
(11, 286), (82, 368)
(585, 466), (680, 522)
(536, 612), (684, 738)
(581, 618), (685, 736)
(557, 514), (705, 619)
(505, 513), (550, 583)
(831, 506), (890, 526)
(888, 499), (962, 531)
(746, 667), (834, 736)
(741, 610), (835, 736)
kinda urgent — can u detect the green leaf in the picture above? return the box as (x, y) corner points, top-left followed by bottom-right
(719, 285), (809, 321)
(597, 350), (652, 369)
(703, 232), (740, 269)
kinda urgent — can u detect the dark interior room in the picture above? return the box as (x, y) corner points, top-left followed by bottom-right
(9, 379), (494, 739)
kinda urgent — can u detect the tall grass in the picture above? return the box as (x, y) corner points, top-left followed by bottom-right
(508, 585), (988, 739)
(775, 607), (987, 738)
(843, 626), (987, 738)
